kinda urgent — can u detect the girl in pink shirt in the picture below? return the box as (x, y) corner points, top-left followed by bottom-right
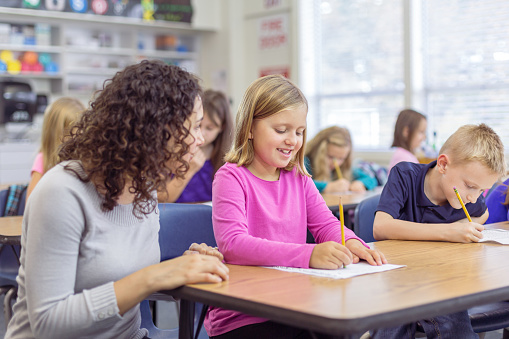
(206, 75), (387, 339)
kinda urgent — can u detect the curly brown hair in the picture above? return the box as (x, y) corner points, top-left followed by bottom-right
(59, 60), (202, 215)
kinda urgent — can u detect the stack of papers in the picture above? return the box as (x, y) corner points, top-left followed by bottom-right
(264, 262), (405, 279)
(480, 229), (509, 245)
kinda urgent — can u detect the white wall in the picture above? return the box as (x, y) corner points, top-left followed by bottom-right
(199, 0), (300, 113)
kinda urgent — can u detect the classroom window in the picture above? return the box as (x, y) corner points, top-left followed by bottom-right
(300, 0), (509, 150)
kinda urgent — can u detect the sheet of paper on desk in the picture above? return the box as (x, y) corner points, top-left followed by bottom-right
(480, 229), (509, 245)
(264, 262), (405, 279)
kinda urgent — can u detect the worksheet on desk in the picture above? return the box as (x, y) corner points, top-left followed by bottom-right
(264, 262), (405, 279)
(480, 229), (509, 245)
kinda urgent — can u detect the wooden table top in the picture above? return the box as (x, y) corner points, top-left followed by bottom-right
(0, 215), (22, 244)
(167, 221), (509, 336)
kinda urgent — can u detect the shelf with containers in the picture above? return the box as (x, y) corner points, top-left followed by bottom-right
(0, 7), (209, 99)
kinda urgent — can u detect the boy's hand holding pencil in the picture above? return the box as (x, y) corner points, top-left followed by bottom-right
(449, 187), (485, 243)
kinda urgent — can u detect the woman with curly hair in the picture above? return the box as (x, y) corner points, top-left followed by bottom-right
(5, 60), (229, 339)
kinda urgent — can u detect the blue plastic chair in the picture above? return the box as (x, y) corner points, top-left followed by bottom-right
(140, 203), (215, 339)
(140, 299), (179, 339)
(353, 194), (509, 337)
(354, 194), (380, 243)
(0, 187), (27, 326)
(0, 189), (8, 216)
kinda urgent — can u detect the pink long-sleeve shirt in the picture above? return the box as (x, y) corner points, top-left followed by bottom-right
(205, 162), (367, 336)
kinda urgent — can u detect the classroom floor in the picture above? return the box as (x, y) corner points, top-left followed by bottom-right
(0, 295), (505, 338)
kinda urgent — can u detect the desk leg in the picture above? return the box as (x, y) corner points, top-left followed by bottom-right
(179, 299), (195, 339)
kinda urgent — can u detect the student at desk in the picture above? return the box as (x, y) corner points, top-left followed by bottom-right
(372, 123), (506, 339)
(207, 74), (387, 339)
(305, 126), (380, 193)
(5, 61), (228, 339)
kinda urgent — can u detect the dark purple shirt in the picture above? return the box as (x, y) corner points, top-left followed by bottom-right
(176, 160), (214, 203)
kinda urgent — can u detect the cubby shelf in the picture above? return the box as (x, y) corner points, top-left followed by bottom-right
(0, 7), (208, 98)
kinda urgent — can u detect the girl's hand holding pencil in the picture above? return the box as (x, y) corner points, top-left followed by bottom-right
(309, 241), (353, 269)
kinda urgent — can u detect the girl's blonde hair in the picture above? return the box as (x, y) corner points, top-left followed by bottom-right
(305, 126), (353, 181)
(41, 97), (85, 173)
(224, 74), (309, 175)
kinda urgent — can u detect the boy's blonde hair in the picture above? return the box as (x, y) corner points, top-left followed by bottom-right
(440, 123), (506, 176)
(224, 74), (309, 175)
(41, 97), (85, 173)
(305, 126), (353, 181)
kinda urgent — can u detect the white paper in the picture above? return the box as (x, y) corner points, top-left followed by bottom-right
(263, 262), (405, 279)
(479, 229), (509, 245)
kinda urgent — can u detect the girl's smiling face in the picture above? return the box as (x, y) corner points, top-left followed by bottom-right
(247, 104), (307, 180)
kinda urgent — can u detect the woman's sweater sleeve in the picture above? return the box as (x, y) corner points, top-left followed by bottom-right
(23, 181), (120, 338)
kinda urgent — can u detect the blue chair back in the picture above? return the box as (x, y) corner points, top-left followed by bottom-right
(0, 186), (27, 217)
(0, 244), (20, 287)
(142, 203), (214, 339)
(158, 203), (216, 261)
(0, 190), (7, 217)
(353, 194), (381, 243)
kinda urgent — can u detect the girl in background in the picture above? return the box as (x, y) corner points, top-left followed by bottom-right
(206, 75), (386, 339)
(160, 89), (233, 203)
(388, 109), (427, 172)
(305, 126), (378, 193)
(26, 97), (85, 199)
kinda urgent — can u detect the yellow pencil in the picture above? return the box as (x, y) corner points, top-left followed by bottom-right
(453, 186), (472, 222)
(340, 197), (346, 268)
(333, 159), (343, 180)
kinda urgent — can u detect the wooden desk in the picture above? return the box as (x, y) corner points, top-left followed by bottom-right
(322, 188), (382, 212)
(321, 188), (381, 231)
(0, 215), (22, 245)
(165, 221), (509, 339)
(0, 215), (22, 266)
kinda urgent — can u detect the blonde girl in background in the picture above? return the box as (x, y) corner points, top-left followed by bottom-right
(159, 89), (233, 203)
(305, 126), (377, 193)
(26, 97), (85, 199)
(388, 109), (427, 172)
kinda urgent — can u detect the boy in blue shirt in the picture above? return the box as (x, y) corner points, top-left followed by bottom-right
(371, 123), (506, 338)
